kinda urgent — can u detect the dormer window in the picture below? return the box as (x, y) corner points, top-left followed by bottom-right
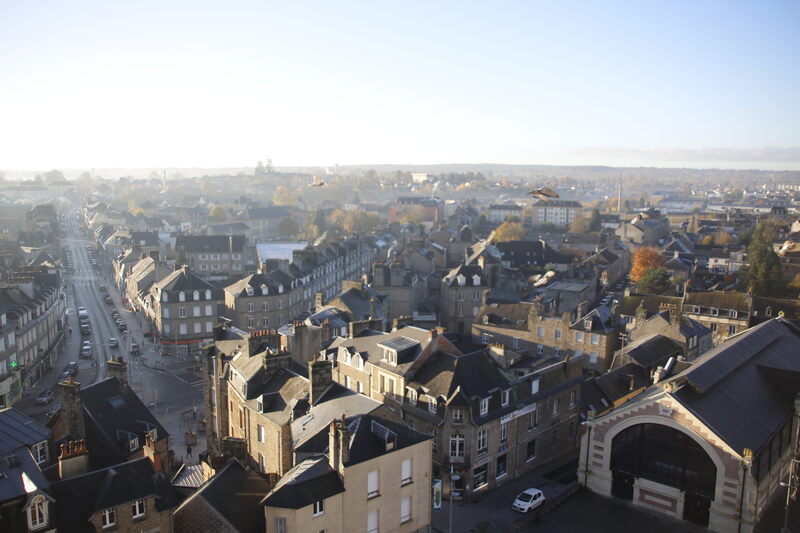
(193, 290), (199, 300)
(693, 306), (700, 313)
(584, 319), (592, 331)
(428, 397), (437, 413)
(129, 437), (139, 452)
(472, 274), (481, 286)
(711, 308), (719, 316)
(179, 291), (185, 302)
(278, 284), (284, 294)
(261, 286), (269, 296)
(730, 310), (738, 319)
(457, 274), (466, 286)
(162, 292), (168, 302)
(27, 494), (48, 530)
(246, 286), (254, 296)
(766, 306), (773, 316)
(501, 390), (510, 407)
(479, 398), (489, 416)
(407, 388), (417, 405)
(205, 289), (212, 300)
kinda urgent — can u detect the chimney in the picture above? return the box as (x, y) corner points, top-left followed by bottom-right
(143, 434), (163, 472)
(308, 356), (333, 406)
(481, 288), (491, 307)
(328, 414), (350, 475)
(57, 378), (85, 440)
(429, 328), (438, 340)
(315, 292), (325, 309)
(263, 346), (290, 380)
(149, 250), (160, 262)
(58, 439), (90, 479)
(221, 436), (247, 463)
(107, 356), (128, 387)
(369, 297), (377, 319)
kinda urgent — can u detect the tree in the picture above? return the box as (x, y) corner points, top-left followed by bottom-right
(637, 267), (672, 295)
(739, 220), (785, 296)
(568, 215), (590, 233)
(589, 209), (601, 231)
(712, 229), (732, 246)
(630, 247), (665, 282)
(43, 169), (65, 184)
(273, 185), (296, 206)
(209, 205), (227, 223)
(494, 221), (526, 242)
(278, 217), (299, 237)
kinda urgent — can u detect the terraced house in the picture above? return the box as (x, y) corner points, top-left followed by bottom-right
(174, 234), (249, 278)
(0, 279), (65, 393)
(223, 271), (304, 331)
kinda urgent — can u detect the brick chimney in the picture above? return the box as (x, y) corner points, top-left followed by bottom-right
(142, 434), (163, 472)
(57, 378), (85, 440)
(58, 439), (89, 479)
(107, 356), (128, 387)
(315, 292), (325, 309)
(308, 356), (333, 406)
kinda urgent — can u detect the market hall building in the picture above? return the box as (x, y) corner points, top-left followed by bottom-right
(579, 318), (800, 532)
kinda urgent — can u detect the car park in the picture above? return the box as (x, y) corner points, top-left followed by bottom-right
(512, 488), (546, 513)
(35, 389), (54, 405)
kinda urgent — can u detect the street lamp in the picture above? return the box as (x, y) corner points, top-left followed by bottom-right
(780, 458), (800, 533)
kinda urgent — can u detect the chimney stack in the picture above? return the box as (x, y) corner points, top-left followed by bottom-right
(143, 434), (163, 472)
(107, 356), (128, 387)
(221, 436), (247, 464)
(308, 356), (333, 406)
(57, 378), (85, 441)
(263, 346), (290, 381)
(58, 439), (90, 479)
(315, 292), (325, 309)
(328, 414), (350, 475)
(369, 297), (377, 319)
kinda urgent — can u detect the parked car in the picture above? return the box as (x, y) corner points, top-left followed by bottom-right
(35, 389), (54, 405)
(82, 340), (92, 350)
(80, 346), (93, 359)
(109, 337), (119, 348)
(130, 342), (140, 355)
(65, 361), (79, 377)
(512, 488), (546, 513)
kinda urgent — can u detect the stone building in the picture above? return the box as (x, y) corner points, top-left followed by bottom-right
(262, 413), (432, 533)
(472, 301), (619, 373)
(223, 271), (304, 331)
(144, 265), (224, 356)
(439, 264), (488, 334)
(683, 291), (752, 344)
(579, 318), (800, 531)
(174, 234), (249, 279)
(367, 262), (425, 320)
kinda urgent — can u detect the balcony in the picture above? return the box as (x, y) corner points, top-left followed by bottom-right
(448, 454), (470, 465)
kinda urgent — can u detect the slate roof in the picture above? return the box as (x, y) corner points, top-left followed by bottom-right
(684, 291), (752, 313)
(51, 457), (177, 532)
(80, 377), (168, 468)
(616, 333), (684, 369)
(171, 464), (206, 489)
(327, 326), (432, 374)
(175, 459), (268, 533)
(153, 266), (217, 293)
(175, 234), (245, 253)
(260, 456), (344, 509)
(441, 264), (484, 287)
(666, 319), (800, 455)
(570, 306), (615, 334)
(0, 447), (50, 503)
(0, 408), (52, 453)
(617, 294), (683, 317)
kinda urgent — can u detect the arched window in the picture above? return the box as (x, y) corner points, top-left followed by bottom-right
(611, 423), (716, 499)
(179, 291), (185, 302)
(162, 291), (168, 302)
(193, 290), (200, 301)
(205, 289), (212, 300)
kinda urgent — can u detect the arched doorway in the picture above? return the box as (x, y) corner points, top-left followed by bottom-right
(610, 423), (717, 526)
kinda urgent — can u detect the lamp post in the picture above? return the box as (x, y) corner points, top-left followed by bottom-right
(781, 458), (799, 533)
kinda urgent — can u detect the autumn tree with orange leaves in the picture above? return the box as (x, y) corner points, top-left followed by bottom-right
(630, 247), (665, 282)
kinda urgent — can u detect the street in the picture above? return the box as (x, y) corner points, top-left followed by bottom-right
(17, 208), (206, 464)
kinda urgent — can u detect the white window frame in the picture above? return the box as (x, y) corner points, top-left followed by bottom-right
(479, 398), (489, 416)
(428, 397), (437, 413)
(452, 408), (463, 424)
(132, 498), (145, 519)
(32, 440), (48, 465)
(367, 470), (380, 498)
(400, 495), (411, 523)
(501, 390), (510, 407)
(401, 458), (412, 485)
(313, 499), (324, 517)
(101, 508), (116, 529)
(27, 495), (47, 530)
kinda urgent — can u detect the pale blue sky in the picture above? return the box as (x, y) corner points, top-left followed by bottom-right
(1, 1), (798, 170)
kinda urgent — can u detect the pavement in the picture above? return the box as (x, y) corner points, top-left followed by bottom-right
(431, 466), (711, 533)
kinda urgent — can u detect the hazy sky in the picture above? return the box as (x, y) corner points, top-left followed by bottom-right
(1, 1), (798, 171)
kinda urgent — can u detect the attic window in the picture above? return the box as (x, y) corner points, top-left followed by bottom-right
(261, 286), (268, 296)
(205, 289), (212, 300)
(584, 319), (592, 330)
(711, 308), (719, 316)
(457, 274), (466, 287)
(179, 291), (186, 302)
(193, 290), (200, 301)
(246, 286), (254, 296)
(472, 274), (481, 286)
(129, 436), (139, 452)
(692, 306), (700, 313)
(730, 310), (738, 319)
(766, 306), (772, 316)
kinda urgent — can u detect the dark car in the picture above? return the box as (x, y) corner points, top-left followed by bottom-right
(35, 389), (54, 405)
(65, 361), (79, 377)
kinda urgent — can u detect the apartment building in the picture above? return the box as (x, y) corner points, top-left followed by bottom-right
(439, 264), (488, 334)
(174, 234), (249, 278)
(0, 280), (65, 391)
(144, 266), (224, 356)
(472, 301), (619, 373)
(486, 203), (524, 224)
(0, 310), (20, 408)
(223, 271), (304, 331)
(262, 414), (432, 533)
(529, 199), (581, 227)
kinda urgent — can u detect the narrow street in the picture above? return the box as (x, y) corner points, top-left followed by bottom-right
(17, 208), (206, 463)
